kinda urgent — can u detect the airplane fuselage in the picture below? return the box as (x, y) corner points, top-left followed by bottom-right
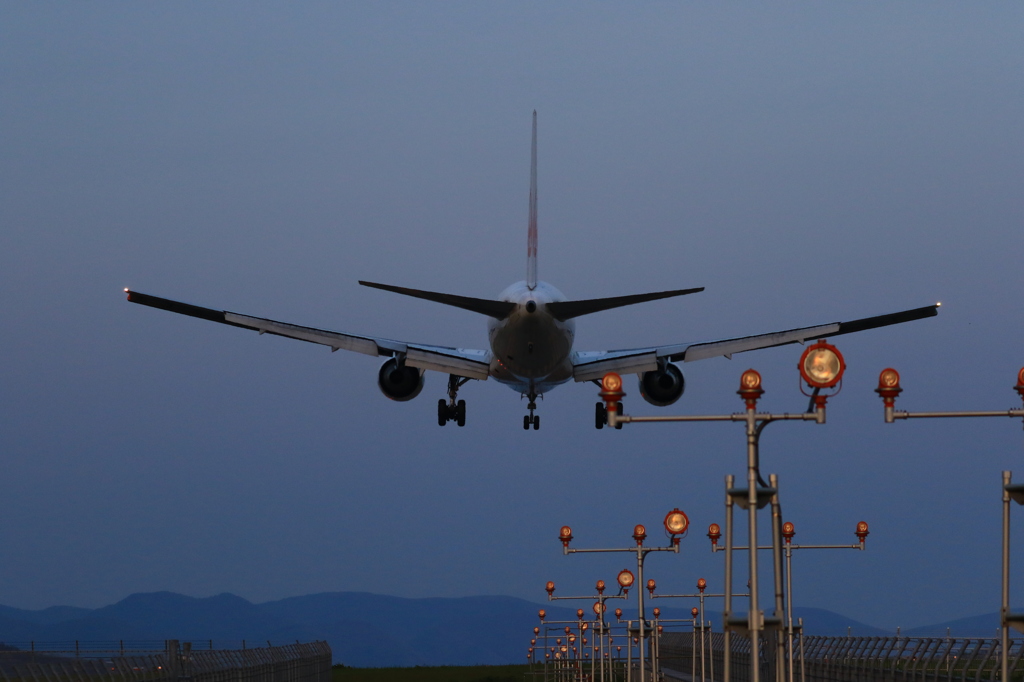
(488, 280), (575, 394)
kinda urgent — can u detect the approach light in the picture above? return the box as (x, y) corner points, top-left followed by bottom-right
(738, 369), (764, 408)
(664, 508), (690, 541)
(546, 581), (555, 597)
(581, 624), (588, 633)
(658, 625), (664, 634)
(691, 607), (699, 618)
(646, 578), (656, 596)
(652, 607), (660, 618)
(697, 578), (707, 593)
(707, 523), (722, 547)
(614, 608), (623, 620)
(855, 521), (870, 545)
(617, 569), (635, 589)
(577, 609), (584, 620)
(559, 525), (573, 548)
(876, 368), (903, 422)
(633, 524), (647, 546)
(876, 368), (902, 400)
(595, 579), (606, 595)
(538, 609), (546, 622)
(782, 521), (795, 543)
(600, 372), (626, 406)
(533, 627), (539, 635)
(593, 601), (605, 615)
(799, 340), (846, 389)
(1015, 368), (1024, 403)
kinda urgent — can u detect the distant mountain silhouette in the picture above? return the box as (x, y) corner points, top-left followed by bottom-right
(0, 592), (1004, 666)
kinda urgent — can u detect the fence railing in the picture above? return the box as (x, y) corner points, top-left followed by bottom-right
(0, 640), (332, 682)
(659, 632), (1024, 682)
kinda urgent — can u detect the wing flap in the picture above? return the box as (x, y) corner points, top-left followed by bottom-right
(573, 350), (659, 382)
(127, 290), (492, 379)
(573, 304), (939, 381)
(677, 323), (840, 362)
(223, 312), (381, 356)
(406, 346), (491, 380)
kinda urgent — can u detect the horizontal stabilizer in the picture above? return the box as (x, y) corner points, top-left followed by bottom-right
(547, 287), (704, 321)
(359, 281), (517, 320)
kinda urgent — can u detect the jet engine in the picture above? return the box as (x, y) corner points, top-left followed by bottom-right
(377, 358), (424, 402)
(638, 363), (685, 407)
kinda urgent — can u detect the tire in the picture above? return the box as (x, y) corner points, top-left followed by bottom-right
(595, 402), (606, 429)
(533, 415), (540, 430)
(456, 400), (466, 427)
(438, 399), (448, 426)
(523, 415), (530, 430)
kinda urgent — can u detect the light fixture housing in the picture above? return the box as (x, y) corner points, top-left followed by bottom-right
(855, 521), (870, 544)
(617, 568), (635, 589)
(633, 524), (647, 546)
(799, 340), (846, 389)
(738, 369), (765, 408)
(559, 525), (573, 548)
(664, 508), (690, 538)
(697, 578), (707, 593)
(546, 581), (555, 597)
(782, 521), (795, 543)
(707, 523), (722, 547)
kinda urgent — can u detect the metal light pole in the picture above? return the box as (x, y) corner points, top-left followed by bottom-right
(649, 577), (747, 682)
(546, 580), (627, 682)
(599, 340), (846, 682)
(559, 516), (687, 682)
(715, 519), (869, 682)
(876, 366), (1024, 682)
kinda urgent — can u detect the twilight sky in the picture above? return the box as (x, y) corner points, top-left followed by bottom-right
(1, 3), (1022, 630)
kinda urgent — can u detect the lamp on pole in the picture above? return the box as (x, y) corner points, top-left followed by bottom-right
(598, 340), (846, 682)
(876, 366), (1024, 682)
(545, 579), (626, 682)
(560, 516), (687, 682)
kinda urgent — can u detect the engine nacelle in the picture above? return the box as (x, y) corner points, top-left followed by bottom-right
(638, 363), (685, 407)
(377, 358), (424, 402)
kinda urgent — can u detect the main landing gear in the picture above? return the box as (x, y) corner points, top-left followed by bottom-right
(438, 375), (468, 427)
(594, 401), (623, 430)
(523, 392), (540, 430)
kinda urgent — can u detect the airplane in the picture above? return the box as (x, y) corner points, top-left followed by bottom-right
(125, 112), (938, 430)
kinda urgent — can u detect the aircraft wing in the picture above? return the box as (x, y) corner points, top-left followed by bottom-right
(125, 290), (492, 380)
(572, 304), (939, 382)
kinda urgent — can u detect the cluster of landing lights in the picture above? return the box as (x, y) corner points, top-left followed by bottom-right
(597, 339), (846, 429)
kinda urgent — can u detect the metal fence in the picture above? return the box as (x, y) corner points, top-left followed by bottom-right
(0, 640), (332, 682)
(659, 633), (1024, 682)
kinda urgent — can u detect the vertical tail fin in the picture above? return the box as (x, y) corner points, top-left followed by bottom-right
(527, 111), (538, 290)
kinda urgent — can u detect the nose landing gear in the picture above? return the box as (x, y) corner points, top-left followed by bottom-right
(523, 391), (540, 430)
(438, 375), (468, 427)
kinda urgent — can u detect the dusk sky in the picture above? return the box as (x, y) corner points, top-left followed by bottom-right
(1, 3), (1023, 631)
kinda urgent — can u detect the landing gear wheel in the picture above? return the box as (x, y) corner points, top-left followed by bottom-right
(438, 399), (449, 427)
(615, 402), (624, 430)
(532, 415), (540, 430)
(595, 402), (606, 429)
(456, 400), (466, 427)
(523, 415), (531, 430)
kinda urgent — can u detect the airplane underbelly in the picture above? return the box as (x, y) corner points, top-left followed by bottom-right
(490, 317), (572, 381)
